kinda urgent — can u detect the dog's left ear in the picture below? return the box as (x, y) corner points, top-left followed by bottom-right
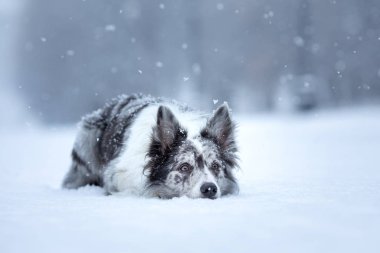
(154, 106), (184, 153)
(202, 103), (236, 152)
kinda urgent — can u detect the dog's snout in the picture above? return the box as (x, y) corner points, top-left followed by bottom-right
(200, 183), (217, 199)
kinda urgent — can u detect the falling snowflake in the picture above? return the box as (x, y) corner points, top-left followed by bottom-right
(66, 50), (75, 56)
(293, 36), (304, 47)
(105, 25), (116, 32)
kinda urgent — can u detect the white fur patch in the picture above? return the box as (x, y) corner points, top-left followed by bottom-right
(190, 138), (204, 154)
(103, 103), (208, 195)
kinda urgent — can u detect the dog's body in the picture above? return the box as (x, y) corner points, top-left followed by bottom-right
(63, 94), (239, 199)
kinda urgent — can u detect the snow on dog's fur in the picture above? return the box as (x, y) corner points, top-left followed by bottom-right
(62, 94), (239, 199)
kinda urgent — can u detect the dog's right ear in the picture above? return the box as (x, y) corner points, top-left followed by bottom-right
(153, 106), (184, 153)
(202, 103), (236, 152)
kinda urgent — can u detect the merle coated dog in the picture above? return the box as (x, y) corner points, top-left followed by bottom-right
(62, 94), (239, 199)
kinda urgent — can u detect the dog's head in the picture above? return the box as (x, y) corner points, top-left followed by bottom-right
(144, 104), (239, 199)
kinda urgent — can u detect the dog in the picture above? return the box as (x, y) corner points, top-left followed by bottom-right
(62, 94), (239, 199)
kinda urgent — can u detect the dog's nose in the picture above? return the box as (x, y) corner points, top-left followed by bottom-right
(200, 183), (217, 198)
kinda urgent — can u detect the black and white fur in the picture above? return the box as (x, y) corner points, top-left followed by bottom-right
(62, 94), (239, 199)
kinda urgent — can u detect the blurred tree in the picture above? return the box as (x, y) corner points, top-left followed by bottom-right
(15, 0), (380, 123)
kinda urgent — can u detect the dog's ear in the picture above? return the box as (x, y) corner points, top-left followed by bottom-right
(202, 103), (236, 152)
(154, 106), (183, 152)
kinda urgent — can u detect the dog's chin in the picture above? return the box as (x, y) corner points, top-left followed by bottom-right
(185, 193), (201, 199)
(185, 192), (221, 200)
(201, 195), (218, 200)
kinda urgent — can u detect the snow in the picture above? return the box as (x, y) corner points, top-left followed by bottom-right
(263, 11), (274, 19)
(66, 50), (75, 56)
(1, 108), (380, 253)
(155, 61), (163, 68)
(293, 36), (305, 47)
(105, 24), (116, 32)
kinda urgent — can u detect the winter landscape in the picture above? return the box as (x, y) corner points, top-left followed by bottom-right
(1, 107), (380, 253)
(1, 1), (380, 252)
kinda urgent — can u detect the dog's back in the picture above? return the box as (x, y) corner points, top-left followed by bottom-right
(62, 94), (159, 189)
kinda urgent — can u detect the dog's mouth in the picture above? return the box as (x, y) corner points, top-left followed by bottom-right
(202, 196), (217, 200)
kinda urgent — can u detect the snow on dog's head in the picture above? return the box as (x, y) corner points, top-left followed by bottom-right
(144, 104), (239, 199)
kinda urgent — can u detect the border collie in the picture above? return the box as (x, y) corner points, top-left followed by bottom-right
(62, 94), (239, 199)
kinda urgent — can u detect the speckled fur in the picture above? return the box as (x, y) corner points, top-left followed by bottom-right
(62, 94), (239, 199)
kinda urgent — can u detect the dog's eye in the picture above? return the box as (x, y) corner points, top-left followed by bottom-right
(211, 162), (220, 173)
(179, 163), (192, 173)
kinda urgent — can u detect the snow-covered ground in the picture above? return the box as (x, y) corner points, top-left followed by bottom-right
(1, 108), (380, 253)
